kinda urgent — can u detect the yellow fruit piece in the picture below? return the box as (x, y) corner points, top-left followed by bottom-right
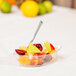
(50, 50), (55, 54)
(20, 1), (39, 17)
(25, 53), (29, 56)
(33, 60), (38, 65)
(19, 46), (27, 51)
(26, 47), (29, 51)
(43, 49), (47, 53)
(18, 56), (30, 65)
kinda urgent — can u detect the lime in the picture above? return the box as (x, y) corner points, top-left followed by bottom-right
(0, 1), (11, 13)
(43, 1), (53, 13)
(38, 3), (46, 15)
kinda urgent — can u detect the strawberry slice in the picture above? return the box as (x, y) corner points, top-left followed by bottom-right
(50, 43), (55, 50)
(15, 49), (27, 55)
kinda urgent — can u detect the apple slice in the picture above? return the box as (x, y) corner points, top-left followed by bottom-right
(29, 44), (42, 53)
(44, 41), (51, 53)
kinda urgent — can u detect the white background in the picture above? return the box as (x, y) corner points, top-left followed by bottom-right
(0, 6), (76, 76)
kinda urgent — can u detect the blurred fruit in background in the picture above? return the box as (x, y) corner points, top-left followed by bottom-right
(20, 1), (39, 17)
(43, 1), (53, 13)
(38, 3), (46, 15)
(6, 0), (16, 5)
(16, 0), (24, 7)
(0, 0), (53, 17)
(20, 0), (53, 17)
(0, 1), (11, 13)
(16, 0), (43, 7)
(0, 0), (4, 8)
(36, 0), (42, 3)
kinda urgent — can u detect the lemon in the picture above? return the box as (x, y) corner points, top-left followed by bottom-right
(20, 1), (39, 17)
(0, 0), (4, 8)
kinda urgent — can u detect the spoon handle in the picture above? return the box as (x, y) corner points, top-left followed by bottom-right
(30, 21), (43, 43)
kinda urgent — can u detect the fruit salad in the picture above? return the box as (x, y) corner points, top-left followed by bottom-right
(15, 41), (59, 66)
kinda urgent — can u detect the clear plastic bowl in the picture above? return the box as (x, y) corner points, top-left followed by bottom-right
(16, 45), (60, 67)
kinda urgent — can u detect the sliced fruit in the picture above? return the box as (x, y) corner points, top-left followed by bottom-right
(50, 43), (55, 54)
(15, 49), (27, 55)
(50, 50), (55, 54)
(34, 53), (41, 56)
(30, 58), (43, 65)
(44, 41), (51, 53)
(18, 56), (30, 65)
(38, 59), (43, 65)
(50, 44), (55, 50)
(30, 59), (38, 65)
(44, 54), (52, 62)
(33, 53), (41, 60)
(29, 43), (42, 53)
(33, 44), (43, 51)
(26, 47), (29, 51)
(19, 46), (27, 51)
(25, 53), (29, 56)
(42, 49), (47, 54)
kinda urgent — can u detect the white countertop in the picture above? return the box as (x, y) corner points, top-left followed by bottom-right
(0, 6), (76, 76)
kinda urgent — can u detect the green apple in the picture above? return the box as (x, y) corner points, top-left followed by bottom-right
(0, 1), (11, 13)
(43, 1), (53, 13)
(38, 3), (47, 15)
